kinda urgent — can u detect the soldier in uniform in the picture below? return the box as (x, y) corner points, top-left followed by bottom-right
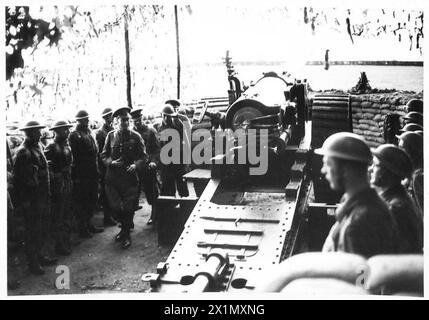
(95, 108), (117, 227)
(13, 120), (57, 275)
(130, 107), (161, 225)
(403, 111), (423, 127)
(102, 107), (147, 249)
(397, 131), (423, 217)
(44, 120), (74, 256)
(370, 144), (423, 253)
(316, 132), (396, 258)
(69, 110), (104, 238)
(158, 104), (189, 198)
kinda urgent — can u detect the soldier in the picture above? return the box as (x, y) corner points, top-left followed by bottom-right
(69, 110), (104, 238)
(130, 106), (161, 225)
(370, 144), (423, 253)
(400, 123), (423, 133)
(13, 120), (57, 275)
(44, 120), (74, 256)
(102, 107), (147, 249)
(403, 111), (423, 127)
(316, 132), (396, 258)
(397, 131), (423, 217)
(95, 107), (117, 227)
(405, 99), (423, 114)
(158, 104), (189, 198)
(165, 99), (181, 113)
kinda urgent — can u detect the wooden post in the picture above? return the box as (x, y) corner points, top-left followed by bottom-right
(124, 5), (132, 108)
(174, 5), (181, 99)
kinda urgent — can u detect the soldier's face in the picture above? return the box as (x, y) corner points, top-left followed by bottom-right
(133, 117), (142, 128)
(55, 127), (70, 140)
(26, 128), (42, 142)
(119, 115), (130, 130)
(321, 156), (344, 192)
(369, 157), (384, 187)
(78, 118), (89, 129)
(103, 115), (112, 126)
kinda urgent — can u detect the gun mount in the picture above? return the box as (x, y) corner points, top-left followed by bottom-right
(143, 64), (353, 292)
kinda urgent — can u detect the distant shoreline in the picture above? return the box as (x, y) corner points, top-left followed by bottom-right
(306, 61), (423, 66)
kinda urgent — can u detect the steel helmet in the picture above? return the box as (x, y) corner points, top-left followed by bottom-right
(165, 99), (180, 108)
(400, 123), (423, 133)
(162, 104), (177, 117)
(101, 108), (113, 118)
(396, 131), (423, 153)
(406, 99), (423, 113)
(112, 106), (131, 118)
(403, 111), (423, 126)
(75, 110), (89, 120)
(315, 132), (372, 164)
(372, 144), (413, 178)
(19, 120), (46, 131)
(49, 120), (73, 131)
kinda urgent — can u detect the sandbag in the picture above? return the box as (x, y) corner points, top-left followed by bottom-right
(365, 255), (423, 295)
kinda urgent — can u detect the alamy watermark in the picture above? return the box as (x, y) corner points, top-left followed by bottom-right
(159, 127), (269, 175)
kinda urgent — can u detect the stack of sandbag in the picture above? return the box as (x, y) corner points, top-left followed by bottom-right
(350, 93), (421, 148)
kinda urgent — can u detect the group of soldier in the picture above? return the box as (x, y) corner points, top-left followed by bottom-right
(318, 98), (423, 258)
(9, 99), (191, 275)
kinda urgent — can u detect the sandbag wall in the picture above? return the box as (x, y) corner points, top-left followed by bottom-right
(350, 93), (422, 148)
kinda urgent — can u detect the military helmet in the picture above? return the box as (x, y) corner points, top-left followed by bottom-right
(415, 130), (423, 137)
(406, 99), (423, 113)
(315, 132), (372, 164)
(372, 144), (413, 178)
(101, 107), (113, 118)
(396, 131), (423, 153)
(400, 123), (423, 133)
(19, 120), (46, 131)
(162, 104), (177, 117)
(403, 111), (423, 126)
(130, 106), (143, 119)
(165, 99), (180, 108)
(75, 110), (89, 120)
(49, 120), (74, 131)
(112, 106), (131, 118)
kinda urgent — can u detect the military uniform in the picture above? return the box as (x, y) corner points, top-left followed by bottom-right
(380, 185), (423, 254)
(411, 168), (423, 217)
(12, 138), (51, 267)
(322, 188), (396, 258)
(158, 118), (189, 197)
(69, 124), (99, 234)
(133, 123), (161, 205)
(96, 123), (115, 221)
(102, 129), (147, 233)
(44, 136), (73, 253)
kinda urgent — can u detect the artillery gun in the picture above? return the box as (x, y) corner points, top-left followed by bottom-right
(142, 58), (352, 293)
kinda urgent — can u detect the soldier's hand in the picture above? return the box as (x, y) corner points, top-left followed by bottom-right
(148, 162), (157, 170)
(110, 159), (124, 168)
(126, 164), (136, 173)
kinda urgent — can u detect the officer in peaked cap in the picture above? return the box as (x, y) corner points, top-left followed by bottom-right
(406, 99), (423, 114)
(403, 111), (423, 127)
(45, 120), (74, 256)
(315, 132), (396, 258)
(69, 110), (104, 238)
(370, 144), (422, 254)
(13, 120), (57, 275)
(131, 105), (161, 226)
(95, 107), (117, 227)
(101, 106), (147, 249)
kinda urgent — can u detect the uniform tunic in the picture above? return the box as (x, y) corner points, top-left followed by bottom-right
(44, 138), (73, 248)
(12, 138), (50, 262)
(69, 125), (99, 228)
(101, 129), (147, 229)
(380, 185), (423, 254)
(133, 124), (161, 205)
(322, 188), (396, 258)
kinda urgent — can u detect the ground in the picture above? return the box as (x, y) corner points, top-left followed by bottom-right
(7, 199), (174, 296)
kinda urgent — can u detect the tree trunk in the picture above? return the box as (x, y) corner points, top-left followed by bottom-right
(174, 5), (181, 100)
(124, 6), (132, 108)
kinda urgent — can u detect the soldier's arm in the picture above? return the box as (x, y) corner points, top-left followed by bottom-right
(13, 148), (39, 189)
(101, 132), (113, 167)
(148, 129), (161, 166)
(134, 133), (148, 171)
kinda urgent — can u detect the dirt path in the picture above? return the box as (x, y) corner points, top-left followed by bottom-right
(8, 200), (173, 296)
